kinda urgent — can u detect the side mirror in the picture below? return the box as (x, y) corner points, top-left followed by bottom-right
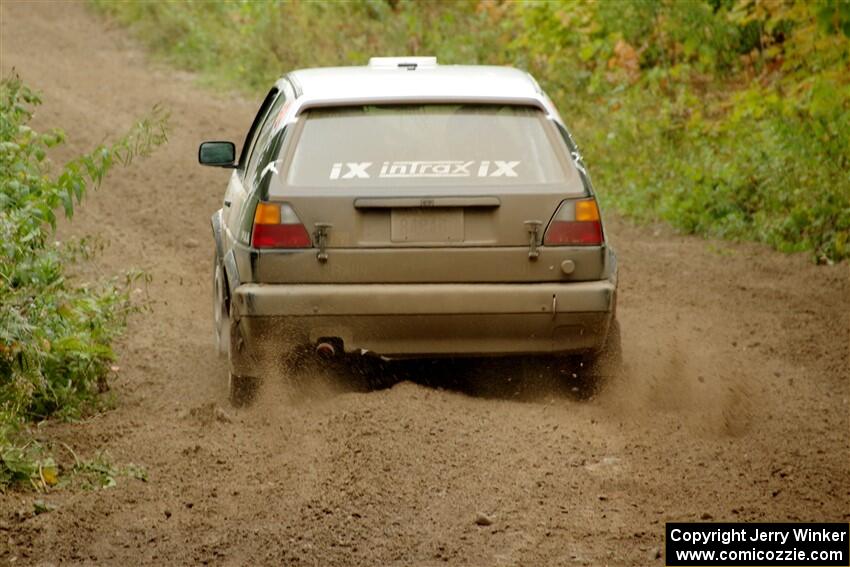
(199, 141), (236, 168)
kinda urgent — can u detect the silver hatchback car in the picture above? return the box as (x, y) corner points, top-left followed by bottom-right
(200, 57), (620, 404)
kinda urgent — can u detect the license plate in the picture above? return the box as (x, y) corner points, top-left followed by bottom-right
(391, 208), (464, 243)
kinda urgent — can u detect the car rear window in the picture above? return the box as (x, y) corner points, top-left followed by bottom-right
(284, 105), (571, 187)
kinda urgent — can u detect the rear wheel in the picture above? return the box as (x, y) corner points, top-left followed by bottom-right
(227, 315), (262, 406)
(215, 253), (261, 406)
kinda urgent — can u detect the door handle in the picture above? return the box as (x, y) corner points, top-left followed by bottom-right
(224, 199), (232, 207)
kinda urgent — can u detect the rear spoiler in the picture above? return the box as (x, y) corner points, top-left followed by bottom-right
(291, 96), (554, 120)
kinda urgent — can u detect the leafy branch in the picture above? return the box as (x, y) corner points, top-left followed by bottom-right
(0, 73), (169, 489)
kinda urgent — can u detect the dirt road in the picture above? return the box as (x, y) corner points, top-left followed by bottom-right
(1, 2), (848, 565)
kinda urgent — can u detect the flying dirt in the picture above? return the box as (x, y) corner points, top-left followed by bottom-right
(1, 2), (848, 565)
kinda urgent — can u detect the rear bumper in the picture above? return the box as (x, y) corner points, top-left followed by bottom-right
(229, 281), (616, 369)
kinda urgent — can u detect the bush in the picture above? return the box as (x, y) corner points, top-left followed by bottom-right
(0, 75), (167, 488)
(515, 0), (850, 262)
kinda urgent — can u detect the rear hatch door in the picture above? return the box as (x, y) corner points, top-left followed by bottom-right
(257, 104), (604, 283)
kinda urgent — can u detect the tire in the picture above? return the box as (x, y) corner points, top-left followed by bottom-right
(212, 253), (229, 358)
(215, 253), (259, 407)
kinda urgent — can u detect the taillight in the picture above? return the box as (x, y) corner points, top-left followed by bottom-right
(543, 198), (604, 246)
(251, 202), (311, 249)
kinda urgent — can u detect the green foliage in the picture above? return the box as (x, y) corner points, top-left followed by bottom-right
(0, 425), (48, 487)
(513, 0), (850, 262)
(0, 75), (168, 489)
(89, 0), (506, 91)
(69, 451), (148, 490)
(92, 0), (849, 261)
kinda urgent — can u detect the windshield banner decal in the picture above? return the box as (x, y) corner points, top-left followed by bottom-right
(328, 160), (520, 180)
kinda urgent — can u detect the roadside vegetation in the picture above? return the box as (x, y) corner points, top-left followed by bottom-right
(0, 75), (167, 489)
(93, 0), (849, 262)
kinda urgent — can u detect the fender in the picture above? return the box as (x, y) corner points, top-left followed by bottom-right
(210, 209), (225, 260)
(223, 249), (240, 305)
(212, 209), (240, 308)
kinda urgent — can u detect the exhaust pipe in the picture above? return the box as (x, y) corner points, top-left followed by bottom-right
(315, 341), (336, 359)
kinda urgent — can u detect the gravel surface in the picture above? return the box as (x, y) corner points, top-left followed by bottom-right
(1, 2), (848, 565)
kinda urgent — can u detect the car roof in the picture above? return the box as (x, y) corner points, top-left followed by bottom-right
(279, 57), (563, 123)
